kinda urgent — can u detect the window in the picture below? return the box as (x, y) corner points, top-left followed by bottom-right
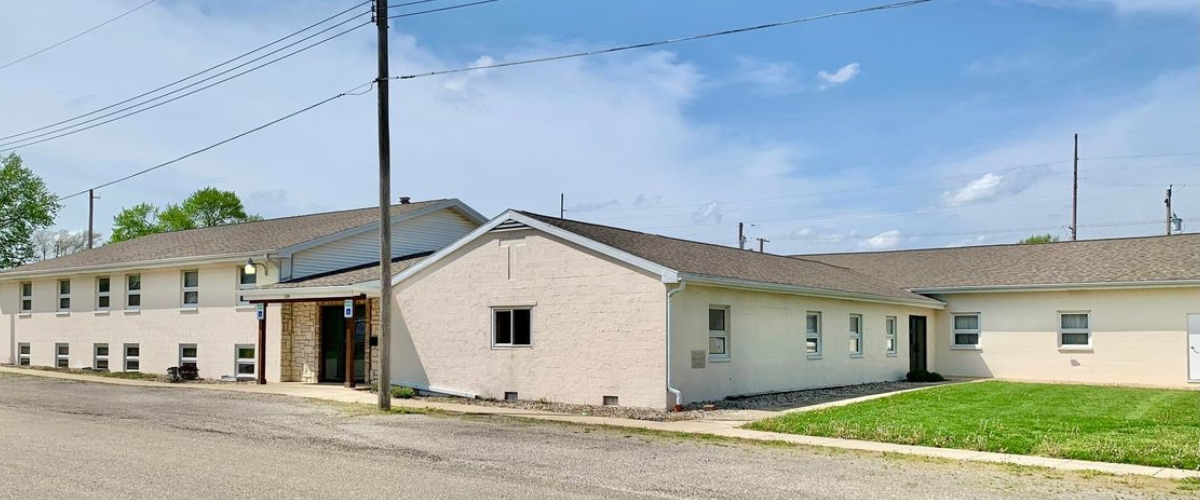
(179, 344), (198, 368)
(237, 267), (257, 305)
(57, 279), (71, 312)
(953, 313), (981, 348)
(709, 307), (730, 360)
(1059, 312), (1091, 348)
(126, 274), (141, 309)
(182, 271), (199, 307)
(124, 344), (140, 372)
(849, 314), (863, 356)
(886, 316), (898, 355)
(235, 345), (256, 380)
(492, 308), (532, 347)
(55, 343), (69, 368)
(18, 343), (30, 366)
(19, 282), (32, 312)
(805, 312), (822, 357)
(94, 344), (109, 370)
(96, 276), (111, 310)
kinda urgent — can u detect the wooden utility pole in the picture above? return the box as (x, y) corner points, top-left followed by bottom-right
(87, 189), (96, 249)
(738, 222), (746, 250)
(374, 0), (393, 410)
(1166, 185), (1174, 236)
(1071, 134), (1078, 241)
(757, 237), (769, 253)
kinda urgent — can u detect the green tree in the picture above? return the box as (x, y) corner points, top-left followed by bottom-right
(109, 188), (260, 243)
(1018, 233), (1060, 244)
(0, 154), (61, 269)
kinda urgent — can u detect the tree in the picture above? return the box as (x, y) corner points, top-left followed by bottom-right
(0, 153), (61, 269)
(30, 229), (102, 261)
(109, 188), (260, 243)
(1018, 233), (1060, 244)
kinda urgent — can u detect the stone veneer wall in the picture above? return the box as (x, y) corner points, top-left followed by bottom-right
(280, 299), (380, 383)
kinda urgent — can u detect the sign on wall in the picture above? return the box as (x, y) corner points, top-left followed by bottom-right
(256, 303), (265, 321)
(343, 299), (354, 318)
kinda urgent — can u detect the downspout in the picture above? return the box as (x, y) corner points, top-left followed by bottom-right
(665, 280), (686, 411)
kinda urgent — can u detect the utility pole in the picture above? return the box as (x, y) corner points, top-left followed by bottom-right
(737, 222), (746, 250)
(87, 189), (96, 249)
(560, 193), (564, 219)
(1071, 133), (1078, 241)
(374, 0), (393, 411)
(1166, 185), (1173, 236)
(757, 237), (769, 253)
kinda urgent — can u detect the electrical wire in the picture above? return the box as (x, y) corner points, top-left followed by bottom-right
(392, 0), (934, 80)
(388, 0), (501, 19)
(56, 80), (376, 202)
(0, 0), (157, 72)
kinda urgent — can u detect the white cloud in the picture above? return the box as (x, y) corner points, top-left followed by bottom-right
(862, 230), (900, 250)
(1019, 0), (1200, 13)
(816, 63), (860, 90)
(941, 165), (1051, 206)
(730, 56), (801, 95)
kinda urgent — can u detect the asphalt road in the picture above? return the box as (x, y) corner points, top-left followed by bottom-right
(0, 373), (1185, 499)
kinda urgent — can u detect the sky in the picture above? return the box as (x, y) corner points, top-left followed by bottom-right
(1, 0), (1197, 255)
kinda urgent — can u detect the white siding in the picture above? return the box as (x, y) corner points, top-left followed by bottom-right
(291, 209), (478, 279)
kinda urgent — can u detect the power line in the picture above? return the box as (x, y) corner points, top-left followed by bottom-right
(0, 0), (157, 72)
(768, 218), (1199, 243)
(1081, 152), (1200, 161)
(56, 80), (375, 202)
(392, 0), (935, 80)
(0, 1), (371, 144)
(0, 18), (371, 152)
(388, 0), (502, 19)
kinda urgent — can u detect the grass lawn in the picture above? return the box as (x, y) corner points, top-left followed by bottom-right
(746, 381), (1200, 469)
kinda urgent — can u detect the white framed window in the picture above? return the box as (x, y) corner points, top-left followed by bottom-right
(181, 271), (199, 308)
(709, 307), (730, 360)
(235, 344), (256, 380)
(55, 343), (69, 368)
(94, 344), (109, 370)
(18, 343), (30, 366)
(124, 344), (140, 372)
(886, 316), (898, 356)
(805, 312), (822, 357)
(96, 276), (111, 310)
(126, 274), (142, 310)
(237, 267), (257, 305)
(19, 282), (32, 313)
(1059, 312), (1091, 348)
(849, 314), (864, 356)
(57, 279), (71, 312)
(492, 308), (532, 347)
(952, 313), (981, 348)
(179, 344), (198, 368)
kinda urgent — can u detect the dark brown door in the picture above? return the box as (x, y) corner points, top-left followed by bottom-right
(909, 315), (928, 373)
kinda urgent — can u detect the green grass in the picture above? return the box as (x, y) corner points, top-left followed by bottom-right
(746, 381), (1200, 470)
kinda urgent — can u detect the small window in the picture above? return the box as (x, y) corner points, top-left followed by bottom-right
(18, 343), (30, 366)
(182, 271), (199, 307)
(237, 267), (256, 305)
(55, 343), (69, 368)
(124, 344), (141, 372)
(805, 312), (822, 356)
(179, 344), (198, 368)
(1059, 312), (1091, 348)
(953, 313), (981, 348)
(849, 314), (863, 356)
(235, 344), (256, 379)
(886, 316), (898, 355)
(94, 344), (109, 370)
(19, 282), (32, 312)
(96, 276), (111, 310)
(709, 307), (730, 360)
(492, 308), (532, 346)
(126, 274), (142, 309)
(57, 280), (71, 311)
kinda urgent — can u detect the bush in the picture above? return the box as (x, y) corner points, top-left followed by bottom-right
(906, 370), (945, 382)
(368, 383), (416, 399)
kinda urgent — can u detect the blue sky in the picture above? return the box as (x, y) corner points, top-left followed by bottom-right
(3, 0), (1198, 253)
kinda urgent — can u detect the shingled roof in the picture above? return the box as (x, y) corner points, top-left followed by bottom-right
(1, 199), (453, 276)
(519, 212), (937, 304)
(799, 233), (1200, 290)
(267, 253), (431, 288)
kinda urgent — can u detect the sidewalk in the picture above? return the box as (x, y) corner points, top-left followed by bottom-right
(3, 366), (1197, 480)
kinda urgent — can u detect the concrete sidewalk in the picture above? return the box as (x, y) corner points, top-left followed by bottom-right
(3, 366), (1197, 480)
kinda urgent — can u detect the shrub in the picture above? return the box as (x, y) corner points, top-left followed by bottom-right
(906, 370), (946, 382)
(392, 386), (416, 399)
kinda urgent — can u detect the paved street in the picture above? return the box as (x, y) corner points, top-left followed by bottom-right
(0, 373), (1186, 499)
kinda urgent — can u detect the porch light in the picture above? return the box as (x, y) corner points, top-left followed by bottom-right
(244, 258), (257, 275)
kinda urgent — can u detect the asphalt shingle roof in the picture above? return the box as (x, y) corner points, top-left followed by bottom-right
(267, 253), (430, 288)
(520, 212), (935, 303)
(799, 234), (1200, 290)
(2, 200), (448, 275)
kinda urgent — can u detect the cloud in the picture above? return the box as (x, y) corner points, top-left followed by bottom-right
(691, 201), (724, 225)
(816, 63), (860, 90)
(941, 165), (1052, 206)
(1019, 0), (1200, 13)
(567, 199), (620, 213)
(729, 56), (801, 95)
(862, 230), (901, 250)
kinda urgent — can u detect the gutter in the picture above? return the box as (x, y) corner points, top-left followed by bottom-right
(0, 251), (266, 281)
(665, 280), (686, 411)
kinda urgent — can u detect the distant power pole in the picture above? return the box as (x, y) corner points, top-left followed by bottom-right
(560, 193), (565, 219)
(1166, 185), (1174, 236)
(1071, 133), (1078, 241)
(737, 223), (746, 250)
(757, 237), (769, 253)
(87, 189), (97, 249)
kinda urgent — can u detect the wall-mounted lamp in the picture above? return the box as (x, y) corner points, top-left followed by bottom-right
(244, 258), (268, 276)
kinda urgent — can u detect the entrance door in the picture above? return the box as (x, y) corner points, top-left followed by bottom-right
(1188, 314), (1200, 382)
(320, 305), (366, 383)
(909, 315), (928, 373)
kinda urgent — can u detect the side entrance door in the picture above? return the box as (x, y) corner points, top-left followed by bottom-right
(1188, 314), (1200, 383)
(909, 315), (928, 373)
(319, 305), (366, 384)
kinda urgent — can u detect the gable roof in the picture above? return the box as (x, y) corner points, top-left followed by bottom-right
(392, 210), (942, 307)
(0, 199), (481, 278)
(267, 252), (431, 289)
(799, 233), (1200, 291)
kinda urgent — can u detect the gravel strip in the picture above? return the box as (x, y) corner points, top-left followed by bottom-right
(688, 380), (950, 410)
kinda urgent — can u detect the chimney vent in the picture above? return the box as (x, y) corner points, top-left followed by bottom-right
(399, 196), (411, 204)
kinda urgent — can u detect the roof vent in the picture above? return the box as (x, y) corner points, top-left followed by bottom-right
(399, 196), (411, 204)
